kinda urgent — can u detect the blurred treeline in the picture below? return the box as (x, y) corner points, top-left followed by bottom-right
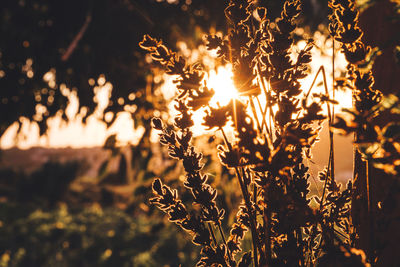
(0, 0), (329, 136)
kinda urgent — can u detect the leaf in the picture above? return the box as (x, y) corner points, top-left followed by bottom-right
(152, 178), (162, 195)
(139, 34), (159, 51)
(151, 117), (163, 130)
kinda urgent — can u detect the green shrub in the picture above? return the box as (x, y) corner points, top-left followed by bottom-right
(0, 203), (198, 267)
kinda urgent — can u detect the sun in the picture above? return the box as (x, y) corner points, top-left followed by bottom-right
(206, 64), (238, 107)
(186, 64), (238, 135)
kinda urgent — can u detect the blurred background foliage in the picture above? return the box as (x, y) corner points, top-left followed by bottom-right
(0, 142), (245, 266)
(0, 0), (228, 136)
(0, 0), (331, 136)
(0, 0), (398, 266)
(0, 203), (199, 266)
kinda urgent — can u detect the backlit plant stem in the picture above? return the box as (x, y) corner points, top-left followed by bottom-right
(219, 126), (261, 267)
(208, 222), (218, 247)
(303, 65), (335, 211)
(263, 194), (272, 266)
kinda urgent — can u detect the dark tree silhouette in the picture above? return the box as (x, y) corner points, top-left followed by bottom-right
(0, 0), (228, 137)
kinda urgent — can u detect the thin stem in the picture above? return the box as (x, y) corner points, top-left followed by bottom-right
(216, 221), (232, 262)
(296, 227), (305, 267)
(366, 160), (374, 260)
(255, 61), (273, 136)
(249, 96), (263, 133)
(334, 226), (349, 240)
(62, 12), (92, 61)
(256, 62), (269, 97)
(304, 66), (324, 100)
(366, 159), (370, 226)
(253, 182), (257, 208)
(330, 38), (336, 185)
(219, 127), (260, 267)
(309, 66), (335, 211)
(255, 96), (271, 137)
(263, 205), (272, 266)
(208, 222), (230, 267)
(208, 222), (218, 248)
(332, 38), (336, 117)
(220, 126), (233, 151)
(234, 167), (259, 267)
(217, 222), (228, 247)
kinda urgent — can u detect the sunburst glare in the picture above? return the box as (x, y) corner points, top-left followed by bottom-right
(206, 64), (238, 107)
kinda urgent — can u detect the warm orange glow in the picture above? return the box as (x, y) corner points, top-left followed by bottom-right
(0, 33), (355, 149)
(206, 64), (238, 107)
(0, 76), (145, 149)
(297, 37), (353, 113)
